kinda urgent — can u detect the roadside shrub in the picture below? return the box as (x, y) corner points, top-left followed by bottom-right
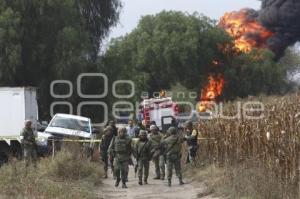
(0, 161), (95, 199)
(44, 149), (103, 184)
(0, 143), (103, 198)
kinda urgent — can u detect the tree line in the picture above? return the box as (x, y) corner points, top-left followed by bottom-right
(0, 1), (297, 122)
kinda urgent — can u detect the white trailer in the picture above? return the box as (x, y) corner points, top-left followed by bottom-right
(0, 87), (38, 163)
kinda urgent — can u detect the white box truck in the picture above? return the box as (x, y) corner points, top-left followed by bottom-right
(0, 87), (38, 164)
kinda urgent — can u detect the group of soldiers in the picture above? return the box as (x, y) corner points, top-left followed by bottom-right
(19, 119), (199, 189)
(100, 120), (199, 188)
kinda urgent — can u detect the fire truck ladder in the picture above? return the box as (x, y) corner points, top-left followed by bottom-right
(144, 104), (151, 124)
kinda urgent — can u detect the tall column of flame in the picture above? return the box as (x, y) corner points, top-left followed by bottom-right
(198, 74), (224, 112)
(198, 9), (274, 112)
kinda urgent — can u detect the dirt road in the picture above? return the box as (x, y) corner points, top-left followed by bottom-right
(96, 165), (219, 199)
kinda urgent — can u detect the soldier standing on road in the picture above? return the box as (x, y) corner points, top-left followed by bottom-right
(161, 127), (184, 187)
(134, 130), (152, 185)
(108, 127), (132, 188)
(20, 120), (37, 167)
(184, 121), (199, 164)
(149, 125), (162, 179)
(100, 126), (114, 178)
(159, 130), (171, 180)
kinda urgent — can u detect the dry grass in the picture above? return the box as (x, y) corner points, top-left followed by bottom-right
(186, 161), (297, 199)
(192, 93), (300, 199)
(44, 143), (103, 184)
(0, 143), (103, 199)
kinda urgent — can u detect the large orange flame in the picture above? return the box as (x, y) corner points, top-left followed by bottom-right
(218, 9), (274, 53)
(198, 9), (274, 112)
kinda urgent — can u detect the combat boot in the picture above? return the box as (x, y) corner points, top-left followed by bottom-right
(138, 177), (143, 185)
(122, 182), (128, 188)
(115, 178), (120, 187)
(179, 179), (184, 185)
(168, 179), (171, 187)
(104, 170), (108, 179)
(144, 177), (148, 184)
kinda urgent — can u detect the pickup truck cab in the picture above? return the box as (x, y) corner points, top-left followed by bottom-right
(37, 114), (96, 156)
(45, 114), (92, 139)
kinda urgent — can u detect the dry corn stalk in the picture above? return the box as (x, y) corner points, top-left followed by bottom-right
(196, 93), (300, 188)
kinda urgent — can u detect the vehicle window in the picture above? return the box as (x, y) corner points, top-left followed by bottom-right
(50, 116), (90, 133)
(162, 117), (172, 124)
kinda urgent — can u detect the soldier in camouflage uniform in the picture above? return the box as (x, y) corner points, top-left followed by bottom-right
(20, 120), (37, 167)
(161, 127), (184, 187)
(159, 130), (171, 180)
(109, 120), (118, 136)
(100, 126), (114, 178)
(108, 127), (132, 188)
(134, 130), (152, 185)
(149, 125), (162, 179)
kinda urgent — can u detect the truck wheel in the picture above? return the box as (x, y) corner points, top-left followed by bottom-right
(10, 141), (22, 160)
(0, 152), (8, 167)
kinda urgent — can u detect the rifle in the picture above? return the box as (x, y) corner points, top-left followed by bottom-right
(164, 137), (179, 156)
(109, 137), (116, 160)
(134, 140), (148, 178)
(134, 164), (138, 178)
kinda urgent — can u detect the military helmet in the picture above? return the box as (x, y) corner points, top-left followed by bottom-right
(167, 127), (177, 135)
(185, 121), (193, 128)
(150, 125), (157, 131)
(139, 130), (147, 137)
(25, 120), (32, 126)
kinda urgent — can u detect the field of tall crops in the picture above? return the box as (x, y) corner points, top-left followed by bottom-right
(194, 93), (299, 198)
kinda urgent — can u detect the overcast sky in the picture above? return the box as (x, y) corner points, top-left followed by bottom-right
(108, 0), (261, 40)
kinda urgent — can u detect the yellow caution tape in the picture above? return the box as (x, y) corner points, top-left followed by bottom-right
(47, 139), (102, 143)
(0, 136), (215, 142)
(197, 138), (216, 140)
(0, 136), (102, 143)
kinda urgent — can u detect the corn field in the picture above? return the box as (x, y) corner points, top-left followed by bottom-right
(195, 93), (300, 189)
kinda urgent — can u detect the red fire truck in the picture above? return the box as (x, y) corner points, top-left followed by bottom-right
(138, 97), (179, 130)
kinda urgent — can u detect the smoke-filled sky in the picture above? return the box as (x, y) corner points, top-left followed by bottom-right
(108, 0), (260, 39)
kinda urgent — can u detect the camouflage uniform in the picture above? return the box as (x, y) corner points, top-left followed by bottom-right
(109, 122), (118, 136)
(149, 131), (162, 179)
(108, 133), (132, 188)
(100, 128), (114, 178)
(135, 131), (152, 185)
(20, 127), (37, 167)
(159, 132), (170, 180)
(162, 127), (184, 186)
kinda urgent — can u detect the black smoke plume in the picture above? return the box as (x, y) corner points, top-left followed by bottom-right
(259, 0), (300, 57)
